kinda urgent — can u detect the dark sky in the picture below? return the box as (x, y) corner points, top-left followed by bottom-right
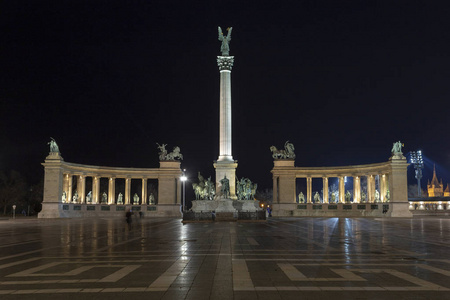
(2, 1), (450, 194)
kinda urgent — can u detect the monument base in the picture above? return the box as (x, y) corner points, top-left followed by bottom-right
(215, 212), (236, 222)
(215, 199), (237, 213)
(214, 161), (238, 200)
(389, 202), (413, 217)
(187, 199), (264, 222)
(38, 203), (182, 218)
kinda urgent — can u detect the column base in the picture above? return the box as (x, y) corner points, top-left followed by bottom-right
(389, 202), (413, 217)
(214, 160), (238, 200)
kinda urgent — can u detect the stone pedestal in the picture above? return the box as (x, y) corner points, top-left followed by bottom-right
(272, 160), (296, 204)
(215, 199), (237, 221)
(158, 161), (182, 205)
(239, 200), (260, 212)
(215, 199), (237, 213)
(214, 161), (238, 199)
(389, 156), (412, 217)
(191, 200), (217, 212)
(39, 152), (64, 218)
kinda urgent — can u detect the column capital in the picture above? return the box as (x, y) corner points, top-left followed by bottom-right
(217, 56), (234, 71)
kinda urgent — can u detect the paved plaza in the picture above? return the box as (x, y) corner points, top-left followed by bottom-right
(0, 217), (450, 299)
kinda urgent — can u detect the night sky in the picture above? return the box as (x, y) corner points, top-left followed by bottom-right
(2, 1), (450, 197)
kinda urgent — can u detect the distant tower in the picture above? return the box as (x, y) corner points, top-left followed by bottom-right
(427, 165), (444, 197)
(214, 26), (237, 199)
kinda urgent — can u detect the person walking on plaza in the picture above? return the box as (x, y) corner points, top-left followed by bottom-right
(125, 209), (133, 230)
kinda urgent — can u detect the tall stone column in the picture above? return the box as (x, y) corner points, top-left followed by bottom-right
(353, 176), (361, 203)
(215, 55), (238, 198)
(339, 176), (345, 203)
(77, 175), (85, 204)
(63, 174), (70, 202)
(67, 174), (73, 203)
(368, 175), (375, 203)
(307, 177), (312, 203)
(93, 176), (100, 204)
(108, 177), (115, 204)
(322, 177), (329, 203)
(142, 178), (147, 205)
(380, 174), (387, 202)
(125, 178), (131, 205)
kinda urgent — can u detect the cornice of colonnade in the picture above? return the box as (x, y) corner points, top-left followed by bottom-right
(43, 156), (182, 179)
(271, 160), (393, 177)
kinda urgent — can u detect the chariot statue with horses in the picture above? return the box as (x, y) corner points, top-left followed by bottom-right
(157, 143), (183, 160)
(270, 141), (296, 159)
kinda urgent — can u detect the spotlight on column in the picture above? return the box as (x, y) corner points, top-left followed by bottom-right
(410, 150), (424, 197)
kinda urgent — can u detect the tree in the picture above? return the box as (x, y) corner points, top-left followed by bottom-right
(255, 188), (273, 204)
(0, 170), (27, 215)
(29, 179), (43, 214)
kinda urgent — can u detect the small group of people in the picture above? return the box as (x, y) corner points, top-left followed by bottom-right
(125, 209), (144, 229)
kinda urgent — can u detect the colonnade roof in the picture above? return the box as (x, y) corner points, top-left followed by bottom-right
(272, 161), (393, 178)
(58, 161), (181, 179)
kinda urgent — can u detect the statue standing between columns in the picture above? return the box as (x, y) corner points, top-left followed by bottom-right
(218, 27), (232, 56)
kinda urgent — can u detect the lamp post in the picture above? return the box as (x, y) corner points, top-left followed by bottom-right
(410, 150), (424, 197)
(12, 205), (16, 219)
(180, 169), (187, 212)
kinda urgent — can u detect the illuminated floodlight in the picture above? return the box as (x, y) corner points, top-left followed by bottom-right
(410, 150), (424, 197)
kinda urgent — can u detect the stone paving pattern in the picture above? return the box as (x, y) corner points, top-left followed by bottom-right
(0, 216), (450, 299)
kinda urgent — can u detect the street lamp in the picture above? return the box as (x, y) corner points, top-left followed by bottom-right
(12, 205), (16, 219)
(180, 169), (187, 212)
(410, 150), (424, 197)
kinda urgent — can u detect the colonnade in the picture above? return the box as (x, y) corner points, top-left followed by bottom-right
(40, 153), (183, 218)
(272, 159), (406, 205)
(62, 174), (155, 205)
(291, 174), (389, 204)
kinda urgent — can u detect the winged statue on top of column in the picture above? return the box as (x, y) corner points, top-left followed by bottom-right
(218, 26), (232, 56)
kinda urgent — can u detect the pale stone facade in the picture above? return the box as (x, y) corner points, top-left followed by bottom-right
(271, 155), (411, 217)
(39, 153), (182, 218)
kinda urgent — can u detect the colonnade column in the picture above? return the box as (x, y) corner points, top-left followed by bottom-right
(67, 174), (73, 203)
(142, 178), (147, 205)
(353, 176), (361, 203)
(93, 176), (100, 204)
(380, 174), (388, 202)
(368, 175), (375, 203)
(125, 178), (131, 204)
(63, 174), (70, 202)
(339, 176), (345, 203)
(108, 177), (115, 204)
(273, 176), (278, 203)
(77, 175), (86, 204)
(307, 177), (312, 203)
(322, 177), (329, 203)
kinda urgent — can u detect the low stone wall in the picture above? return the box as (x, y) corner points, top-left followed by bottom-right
(38, 203), (181, 218)
(272, 203), (392, 217)
(182, 210), (266, 222)
(191, 199), (261, 212)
